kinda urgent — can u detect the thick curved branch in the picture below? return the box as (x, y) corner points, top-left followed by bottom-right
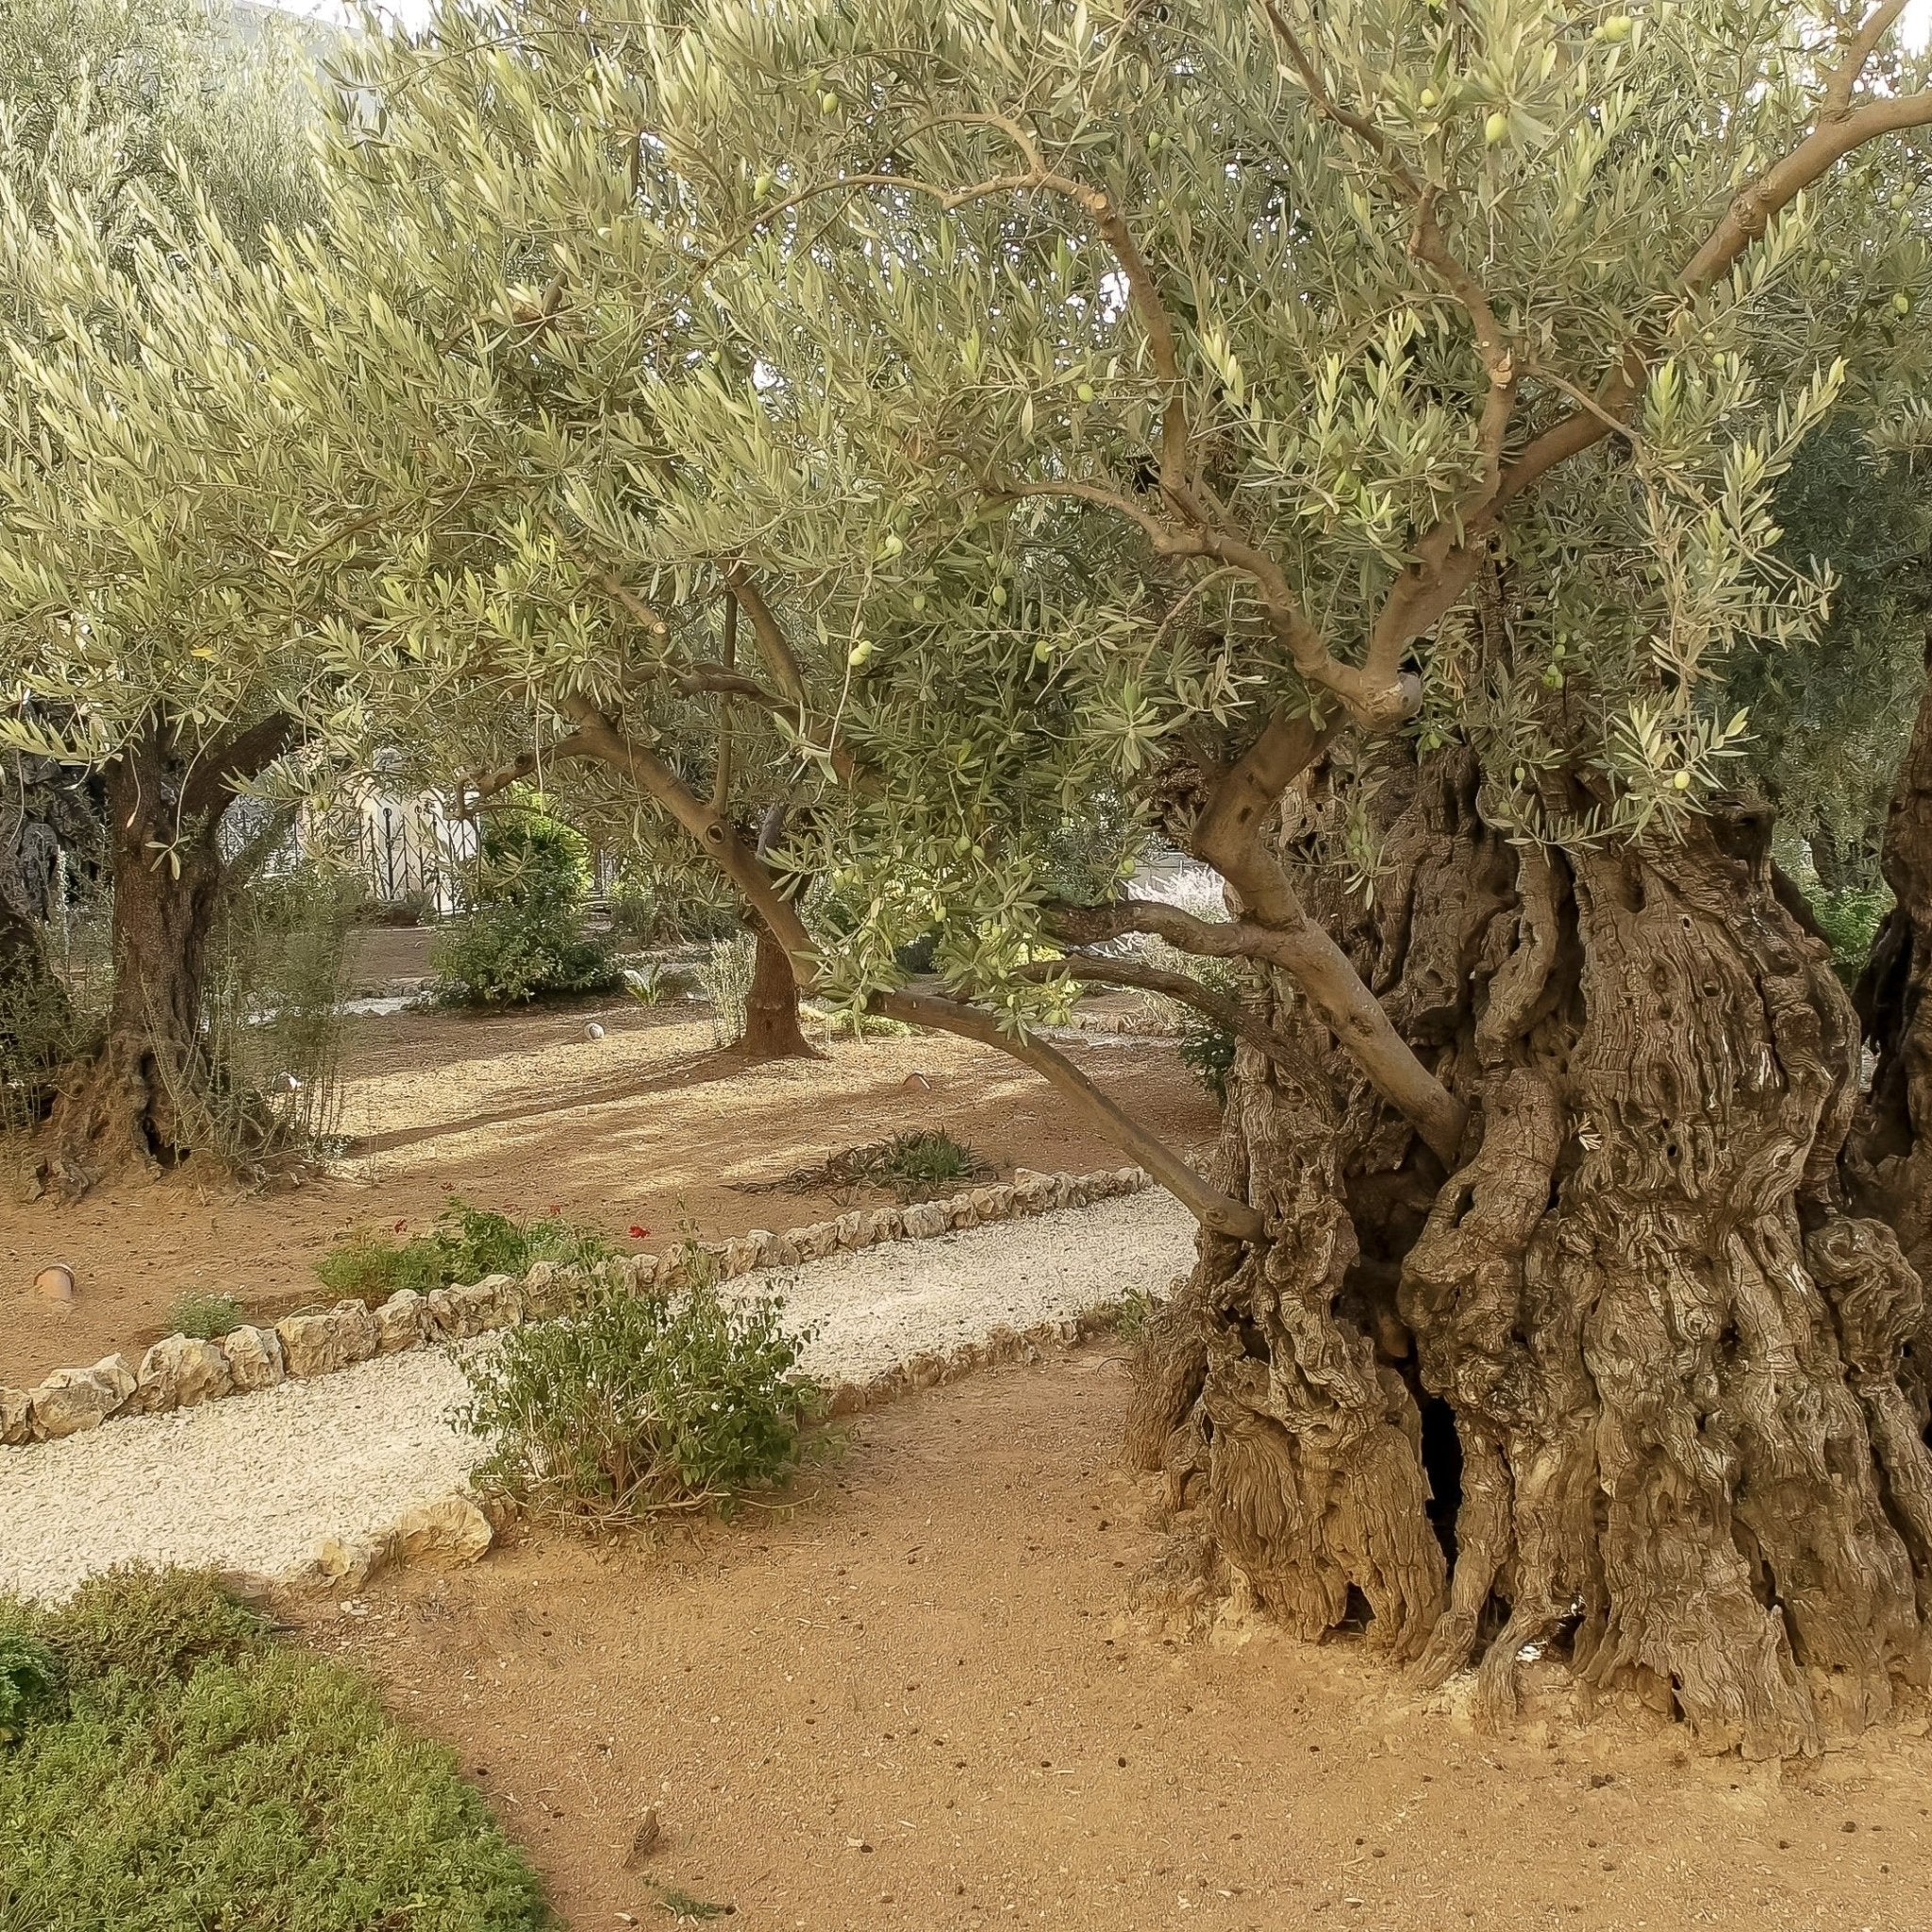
(178, 712), (294, 824)
(875, 989), (1262, 1239)
(1016, 955), (1307, 1073)
(1045, 882), (1467, 1164)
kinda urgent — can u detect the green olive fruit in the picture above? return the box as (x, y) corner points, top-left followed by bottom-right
(1485, 111), (1508, 145)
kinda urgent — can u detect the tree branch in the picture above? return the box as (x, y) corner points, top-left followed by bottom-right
(178, 712), (294, 825)
(1016, 954), (1309, 1073)
(875, 989), (1262, 1239)
(550, 699), (1258, 1236)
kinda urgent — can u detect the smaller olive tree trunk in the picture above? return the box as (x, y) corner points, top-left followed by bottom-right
(741, 913), (815, 1060)
(39, 711), (291, 1198)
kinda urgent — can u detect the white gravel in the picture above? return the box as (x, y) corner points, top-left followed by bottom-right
(0, 1191), (1194, 1602)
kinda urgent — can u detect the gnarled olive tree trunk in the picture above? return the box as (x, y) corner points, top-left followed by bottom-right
(1849, 637), (1932, 1278)
(1129, 749), (1932, 1757)
(39, 711), (291, 1198)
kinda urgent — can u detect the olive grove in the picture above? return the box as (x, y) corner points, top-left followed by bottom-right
(7, 0), (1932, 1755)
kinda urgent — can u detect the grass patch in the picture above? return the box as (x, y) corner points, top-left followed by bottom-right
(458, 1252), (820, 1527)
(168, 1291), (245, 1340)
(0, 1566), (553, 1931)
(317, 1196), (614, 1300)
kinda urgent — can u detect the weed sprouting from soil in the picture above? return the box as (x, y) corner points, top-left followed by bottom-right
(168, 1291), (244, 1340)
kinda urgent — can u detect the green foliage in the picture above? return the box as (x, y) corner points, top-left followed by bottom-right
(0, 1631), (61, 1745)
(316, 1196), (614, 1299)
(1108, 1283), (1169, 1343)
(166, 859), (359, 1172)
(433, 808), (621, 1008)
(0, 1567), (554, 1930)
(1809, 883), (1894, 984)
(35, 1566), (267, 1691)
(624, 959), (700, 1006)
(836, 1127), (987, 1201)
(168, 1291), (244, 1340)
(1177, 1011), (1238, 1105)
(458, 1268), (820, 1524)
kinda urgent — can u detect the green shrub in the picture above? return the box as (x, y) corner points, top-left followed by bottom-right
(433, 806), (621, 1007)
(316, 1197), (614, 1299)
(1177, 1008), (1238, 1103)
(0, 1566), (553, 1930)
(458, 1265), (820, 1524)
(168, 1291), (244, 1340)
(874, 1127), (982, 1199)
(625, 960), (700, 1007)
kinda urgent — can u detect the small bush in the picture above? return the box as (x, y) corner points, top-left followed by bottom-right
(0, 1566), (554, 1929)
(433, 806), (621, 1007)
(458, 1265), (820, 1524)
(317, 1197), (614, 1299)
(700, 932), (757, 1045)
(869, 1127), (983, 1200)
(625, 960), (700, 1007)
(168, 1291), (244, 1340)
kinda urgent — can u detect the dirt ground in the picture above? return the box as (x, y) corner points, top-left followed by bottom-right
(293, 1346), (1932, 1932)
(0, 986), (1214, 1389)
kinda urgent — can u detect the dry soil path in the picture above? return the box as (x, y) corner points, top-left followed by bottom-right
(0, 1191), (1194, 1601)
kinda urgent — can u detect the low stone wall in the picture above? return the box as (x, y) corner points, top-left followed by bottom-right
(2, 1165), (1152, 1446)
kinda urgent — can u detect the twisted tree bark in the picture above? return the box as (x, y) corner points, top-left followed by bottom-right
(1128, 748), (1932, 1757)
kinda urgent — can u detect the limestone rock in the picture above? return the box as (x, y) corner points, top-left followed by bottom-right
(331, 1299), (381, 1363)
(375, 1291), (425, 1354)
(222, 1324), (286, 1392)
(0, 1386), (32, 1446)
(719, 1237), (759, 1279)
(945, 1195), (978, 1230)
(133, 1334), (232, 1413)
(1115, 1165), (1147, 1192)
(276, 1313), (344, 1379)
(834, 1210), (868, 1250)
(391, 1493), (493, 1566)
(971, 1185), (1008, 1222)
(862, 1208), (902, 1244)
(29, 1355), (136, 1438)
(902, 1202), (948, 1240)
(1010, 1171), (1052, 1212)
(766, 1234), (802, 1268)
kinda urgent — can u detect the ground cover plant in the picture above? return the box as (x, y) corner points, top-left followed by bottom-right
(8, 0), (1932, 1762)
(315, 1197), (614, 1300)
(458, 1257), (821, 1524)
(0, 1566), (553, 1931)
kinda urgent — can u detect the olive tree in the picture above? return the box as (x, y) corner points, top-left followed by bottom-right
(21, 0), (1932, 1754)
(0, 0), (324, 1185)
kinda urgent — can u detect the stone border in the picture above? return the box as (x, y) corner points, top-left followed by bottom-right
(1, 1165), (1153, 1445)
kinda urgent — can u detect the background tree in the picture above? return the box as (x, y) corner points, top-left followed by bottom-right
(0, 0), (320, 1189)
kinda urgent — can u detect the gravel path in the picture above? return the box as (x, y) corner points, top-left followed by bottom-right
(0, 1191), (1193, 1601)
